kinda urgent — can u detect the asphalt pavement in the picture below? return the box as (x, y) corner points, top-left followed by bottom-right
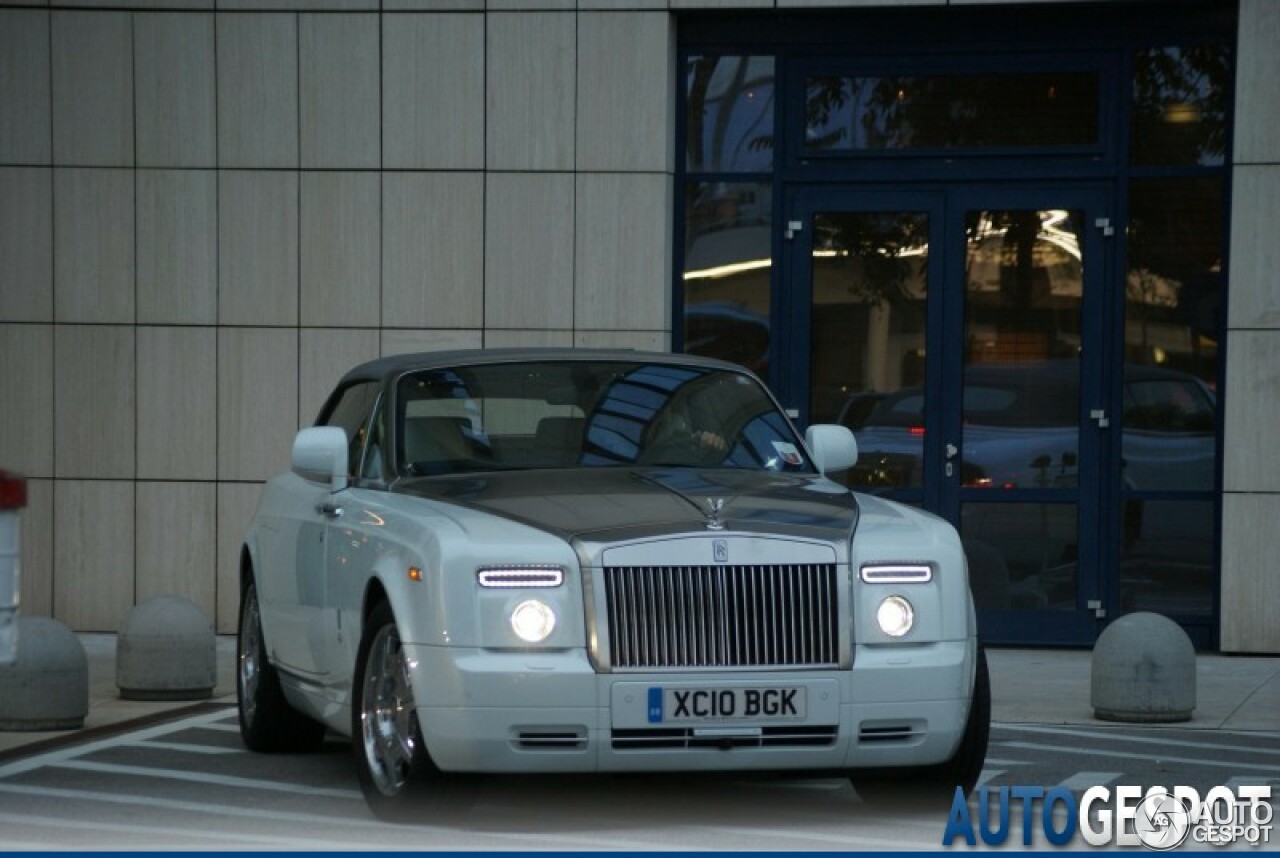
(1, 634), (1277, 759)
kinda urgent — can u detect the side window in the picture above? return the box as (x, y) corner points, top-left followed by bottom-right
(318, 382), (380, 480)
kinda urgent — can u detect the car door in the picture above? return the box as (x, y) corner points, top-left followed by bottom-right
(254, 473), (332, 678)
(321, 390), (387, 691)
(265, 381), (381, 679)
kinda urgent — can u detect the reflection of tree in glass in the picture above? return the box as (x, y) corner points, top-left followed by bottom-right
(686, 56), (775, 172)
(804, 77), (857, 149)
(1125, 179), (1223, 374)
(805, 74), (1097, 151)
(1131, 46), (1230, 167)
(815, 213), (927, 308)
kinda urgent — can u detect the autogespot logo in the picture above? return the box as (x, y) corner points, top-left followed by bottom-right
(1133, 789), (1193, 850)
(942, 784), (1274, 849)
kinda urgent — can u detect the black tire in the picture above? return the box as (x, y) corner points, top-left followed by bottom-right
(237, 579), (327, 753)
(851, 641), (991, 805)
(352, 601), (465, 822)
(932, 641), (991, 795)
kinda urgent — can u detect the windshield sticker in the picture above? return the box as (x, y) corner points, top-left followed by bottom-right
(772, 441), (803, 466)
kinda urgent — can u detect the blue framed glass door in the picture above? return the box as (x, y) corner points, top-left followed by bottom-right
(788, 184), (1114, 645)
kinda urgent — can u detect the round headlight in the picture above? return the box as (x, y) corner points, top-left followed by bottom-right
(876, 595), (915, 638)
(511, 600), (556, 643)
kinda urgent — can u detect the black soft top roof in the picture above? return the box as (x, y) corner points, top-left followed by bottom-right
(337, 348), (749, 387)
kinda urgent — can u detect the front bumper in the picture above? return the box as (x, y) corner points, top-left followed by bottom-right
(403, 638), (975, 774)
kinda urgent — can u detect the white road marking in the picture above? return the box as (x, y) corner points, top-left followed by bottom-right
(1055, 771), (1122, 791)
(0, 783), (679, 851)
(1223, 776), (1280, 791)
(0, 783), (383, 829)
(977, 768), (1006, 787)
(51, 759), (362, 798)
(999, 723), (1280, 756)
(195, 722), (242, 733)
(0, 810), (349, 849)
(0, 835), (59, 850)
(123, 739), (245, 755)
(997, 741), (1280, 772)
(0, 708), (237, 780)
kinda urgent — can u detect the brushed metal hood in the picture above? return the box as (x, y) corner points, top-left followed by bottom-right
(392, 467), (859, 543)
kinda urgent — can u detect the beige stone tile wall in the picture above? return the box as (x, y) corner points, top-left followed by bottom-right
(0, 12), (52, 162)
(137, 170), (218, 323)
(52, 12), (134, 167)
(0, 169), (53, 321)
(299, 14), (381, 169)
(135, 13), (216, 168)
(0, 5), (673, 635)
(1221, 0), (1280, 653)
(382, 172), (485, 327)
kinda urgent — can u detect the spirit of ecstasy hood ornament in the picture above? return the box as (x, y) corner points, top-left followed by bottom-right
(704, 497), (726, 531)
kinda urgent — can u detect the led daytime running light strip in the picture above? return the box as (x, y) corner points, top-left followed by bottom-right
(477, 566), (565, 588)
(860, 564), (933, 584)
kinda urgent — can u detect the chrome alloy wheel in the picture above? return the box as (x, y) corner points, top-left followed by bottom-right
(360, 623), (419, 797)
(238, 588), (262, 726)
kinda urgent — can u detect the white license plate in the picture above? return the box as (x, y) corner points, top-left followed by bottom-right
(647, 686), (806, 723)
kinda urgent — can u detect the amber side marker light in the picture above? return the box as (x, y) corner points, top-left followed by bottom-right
(408, 566), (423, 582)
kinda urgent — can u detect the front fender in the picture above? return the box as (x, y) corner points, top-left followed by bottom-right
(341, 490), (587, 656)
(849, 493), (972, 644)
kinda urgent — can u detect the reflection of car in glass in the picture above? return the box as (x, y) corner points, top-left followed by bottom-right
(835, 392), (888, 433)
(237, 349), (988, 819)
(839, 361), (1216, 617)
(843, 361), (1216, 492)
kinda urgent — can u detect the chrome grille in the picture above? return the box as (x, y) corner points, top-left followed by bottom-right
(603, 564), (839, 669)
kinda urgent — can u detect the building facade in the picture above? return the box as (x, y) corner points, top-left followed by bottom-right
(0, 0), (1274, 652)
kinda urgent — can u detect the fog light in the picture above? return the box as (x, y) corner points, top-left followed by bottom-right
(876, 596), (914, 638)
(511, 600), (556, 643)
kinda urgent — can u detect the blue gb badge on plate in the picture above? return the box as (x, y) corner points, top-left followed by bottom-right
(647, 687), (664, 723)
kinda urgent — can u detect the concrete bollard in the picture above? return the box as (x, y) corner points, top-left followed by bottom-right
(0, 616), (88, 730)
(1091, 612), (1196, 723)
(117, 595), (216, 701)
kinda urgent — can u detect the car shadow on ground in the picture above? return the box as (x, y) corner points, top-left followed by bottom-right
(405, 770), (947, 833)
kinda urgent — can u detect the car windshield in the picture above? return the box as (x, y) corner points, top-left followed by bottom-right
(394, 360), (813, 476)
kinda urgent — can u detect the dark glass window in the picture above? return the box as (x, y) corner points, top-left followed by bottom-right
(961, 503), (1078, 612)
(1131, 46), (1230, 167)
(1123, 177), (1222, 492)
(1120, 500), (1214, 618)
(804, 72), (1098, 152)
(808, 211), (929, 491)
(686, 56), (775, 172)
(682, 182), (772, 377)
